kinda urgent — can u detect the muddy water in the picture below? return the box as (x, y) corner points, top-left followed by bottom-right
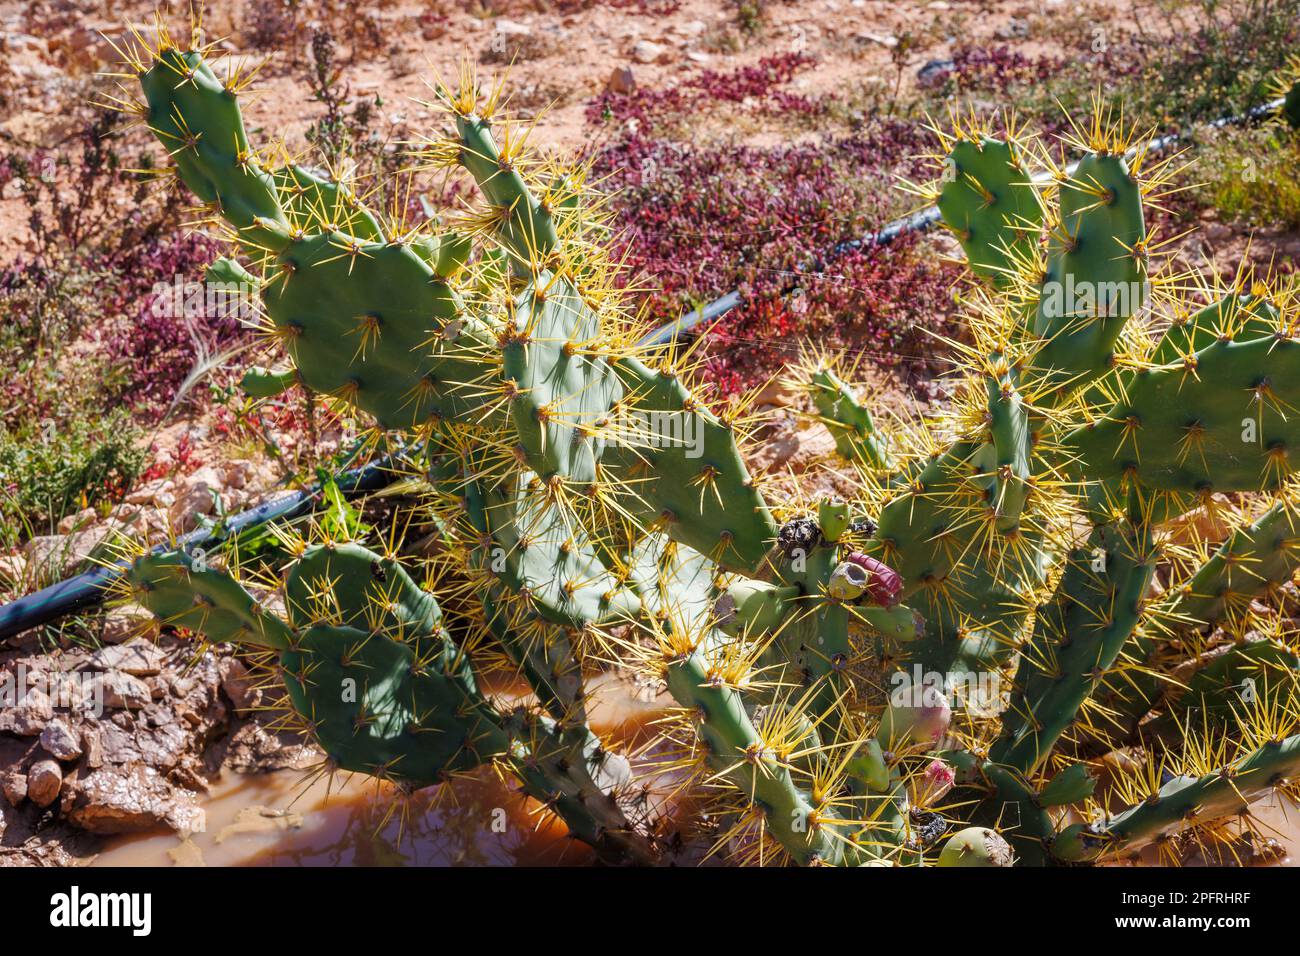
(93, 672), (668, 867)
(93, 765), (600, 866)
(92, 670), (1300, 866)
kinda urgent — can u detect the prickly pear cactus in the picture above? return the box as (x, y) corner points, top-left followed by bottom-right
(107, 16), (1300, 866)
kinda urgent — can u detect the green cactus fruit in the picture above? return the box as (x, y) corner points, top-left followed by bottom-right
(818, 497), (850, 543)
(846, 739), (892, 792)
(714, 578), (799, 636)
(857, 603), (926, 643)
(937, 826), (1015, 867)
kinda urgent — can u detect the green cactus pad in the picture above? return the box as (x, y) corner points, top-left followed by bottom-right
(281, 622), (506, 782)
(140, 48), (283, 231)
(604, 357), (778, 573)
(1031, 153), (1146, 393)
(1053, 734), (1300, 861)
(504, 273), (623, 482)
(481, 472), (639, 627)
(1071, 331), (1300, 492)
(937, 137), (1042, 287)
(128, 551), (293, 649)
(993, 519), (1156, 773)
(808, 369), (892, 469)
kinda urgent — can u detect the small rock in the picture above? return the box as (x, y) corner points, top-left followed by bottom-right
(0, 687), (53, 736)
(26, 759), (63, 808)
(221, 459), (258, 490)
(216, 806), (305, 843)
(124, 478), (173, 507)
(22, 529), (112, 579)
(168, 467), (222, 532)
(752, 377), (799, 408)
(101, 603), (160, 645)
(685, 51), (712, 64)
(858, 32), (898, 47)
(1202, 221), (1232, 242)
(2, 769), (28, 807)
(606, 65), (636, 94)
(57, 506), (97, 534)
(63, 765), (202, 834)
(89, 639), (167, 677)
(39, 718), (82, 761)
(917, 58), (954, 84)
(493, 18), (532, 37)
(995, 18), (1030, 39)
(0, 553), (25, 584)
(168, 838), (206, 867)
(219, 658), (262, 715)
(749, 422), (838, 472)
(632, 40), (669, 64)
(92, 672), (152, 711)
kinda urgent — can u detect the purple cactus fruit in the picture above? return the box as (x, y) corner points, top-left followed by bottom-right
(908, 758), (956, 807)
(844, 551), (903, 607)
(882, 688), (952, 749)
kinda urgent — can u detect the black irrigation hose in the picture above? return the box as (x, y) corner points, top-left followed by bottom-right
(638, 96), (1288, 347)
(0, 455), (399, 640)
(0, 96), (1289, 639)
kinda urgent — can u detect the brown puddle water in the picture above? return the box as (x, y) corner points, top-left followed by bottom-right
(91, 671), (1300, 866)
(93, 766), (600, 866)
(93, 672), (671, 867)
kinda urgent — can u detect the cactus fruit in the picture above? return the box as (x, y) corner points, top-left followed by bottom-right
(937, 827), (1015, 867)
(106, 17), (1300, 866)
(880, 693), (953, 750)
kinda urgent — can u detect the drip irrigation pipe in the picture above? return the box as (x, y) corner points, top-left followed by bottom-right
(638, 97), (1287, 347)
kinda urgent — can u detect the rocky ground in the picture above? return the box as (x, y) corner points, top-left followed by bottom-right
(0, 617), (323, 864)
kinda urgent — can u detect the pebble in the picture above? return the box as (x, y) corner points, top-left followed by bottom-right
(39, 718), (83, 761)
(27, 759), (63, 808)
